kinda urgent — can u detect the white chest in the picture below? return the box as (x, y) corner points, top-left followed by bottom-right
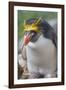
(26, 35), (56, 74)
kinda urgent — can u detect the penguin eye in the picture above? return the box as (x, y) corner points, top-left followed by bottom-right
(24, 31), (37, 38)
(31, 30), (36, 34)
(30, 31), (37, 34)
(30, 31), (37, 37)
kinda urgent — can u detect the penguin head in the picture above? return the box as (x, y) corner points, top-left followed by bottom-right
(23, 17), (54, 46)
(23, 18), (42, 45)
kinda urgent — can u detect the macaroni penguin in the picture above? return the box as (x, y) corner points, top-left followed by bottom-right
(21, 17), (57, 78)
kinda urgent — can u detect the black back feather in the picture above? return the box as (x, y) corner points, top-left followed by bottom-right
(38, 19), (57, 48)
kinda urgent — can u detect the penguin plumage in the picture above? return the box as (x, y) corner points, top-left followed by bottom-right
(21, 18), (57, 78)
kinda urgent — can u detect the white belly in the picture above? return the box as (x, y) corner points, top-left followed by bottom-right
(26, 35), (56, 75)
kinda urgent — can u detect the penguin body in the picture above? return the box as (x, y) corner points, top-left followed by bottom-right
(26, 35), (56, 78)
(21, 18), (57, 78)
